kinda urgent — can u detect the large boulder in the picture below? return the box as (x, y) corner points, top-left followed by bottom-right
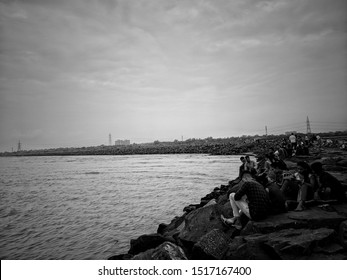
(131, 242), (187, 260)
(183, 204), (200, 213)
(157, 214), (186, 236)
(128, 233), (174, 255)
(178, 204), (224, 248)
(192, 229), (230, 260)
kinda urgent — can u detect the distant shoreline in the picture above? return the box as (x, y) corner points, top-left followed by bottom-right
(2, 131), (346, 157)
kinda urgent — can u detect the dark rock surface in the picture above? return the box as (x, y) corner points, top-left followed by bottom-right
(178, 204), (225, 247)
(128, 233), (175, 255)
(131, 242), (188, 260)
(191, 229), (230, 260)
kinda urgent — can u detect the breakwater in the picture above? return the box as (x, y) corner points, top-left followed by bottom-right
(2, 132), (346, 157)
(109, 148), (347, 260)
(1, 141), (254, 157)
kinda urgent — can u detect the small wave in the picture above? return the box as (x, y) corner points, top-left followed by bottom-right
(85, 172), (101, 175)
(1, 207), (18, 218)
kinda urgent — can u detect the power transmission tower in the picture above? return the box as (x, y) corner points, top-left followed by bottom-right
(265, 126), (268, 136)
(306, 116), (311, 134)
(109, 134), (112, 146)
(17, 140), (21, 152)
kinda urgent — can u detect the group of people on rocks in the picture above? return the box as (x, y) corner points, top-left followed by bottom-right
(278, 133), (313, 157)
(221, 151), (346, 230)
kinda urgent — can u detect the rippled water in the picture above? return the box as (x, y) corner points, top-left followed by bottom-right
(0, 154), (243, 259)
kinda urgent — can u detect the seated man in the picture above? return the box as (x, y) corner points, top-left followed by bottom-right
(280, 171), (299, 201)
(221, 171), (271, 229)
(265, 173), (287, 214)
(281, 161), (317, 211)
(311, 162), (346, 202)
(238, 156), (247, 178)
(244, 155), (257, 176)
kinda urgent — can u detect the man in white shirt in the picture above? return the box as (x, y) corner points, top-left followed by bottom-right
(289, 133), (297, 149)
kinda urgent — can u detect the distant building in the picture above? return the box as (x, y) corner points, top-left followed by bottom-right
(115, 139), (130, 146)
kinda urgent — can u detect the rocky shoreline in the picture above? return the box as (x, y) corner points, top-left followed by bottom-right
(108, 148), (347, 260)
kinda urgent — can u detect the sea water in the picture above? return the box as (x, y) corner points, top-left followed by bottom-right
(0, 154), (243, 259)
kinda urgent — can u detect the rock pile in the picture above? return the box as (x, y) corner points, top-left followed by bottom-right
(108, 148), (347, 260)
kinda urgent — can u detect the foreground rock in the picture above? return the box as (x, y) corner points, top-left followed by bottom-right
(131, 242), (188, 260)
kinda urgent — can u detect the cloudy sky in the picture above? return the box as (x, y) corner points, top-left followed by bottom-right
(0, 0), (346, 151)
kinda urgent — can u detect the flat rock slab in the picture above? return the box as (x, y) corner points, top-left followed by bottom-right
(243, 228), (335, 260)
(242, 207), (347, 235)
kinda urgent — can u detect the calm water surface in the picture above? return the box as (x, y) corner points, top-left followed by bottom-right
(0, 154), (243, 259)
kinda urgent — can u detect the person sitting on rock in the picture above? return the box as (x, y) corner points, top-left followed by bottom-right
(221, 171), (271, 229)
(270, 154), (288, 183)
(264, 173), (287, 214)
(280, 161), (318, 211)
(310, 162), (346, 202)
(244, 155), (257, 176)
(238, 156), (247, 178)
(258, 153), (274, 176)
(280, 171), (299, 202)
(294, 161), (318, 211)
(275, 144), (287, 160)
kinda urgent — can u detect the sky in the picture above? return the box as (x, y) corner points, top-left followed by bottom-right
(0, 0), (346, 151)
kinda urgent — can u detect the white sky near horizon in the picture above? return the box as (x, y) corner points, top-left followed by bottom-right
(0, 0), (346, 151)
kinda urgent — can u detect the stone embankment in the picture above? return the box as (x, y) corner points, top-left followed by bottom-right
(108, 148), (347, 260)
(0, 141), (254, 157)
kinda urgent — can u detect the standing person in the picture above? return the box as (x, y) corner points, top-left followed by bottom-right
(304, 135), (310, 146)
(311, 162), (346, 202)
(316, 135), (322, 150)
(221, 172), (271, 229)
(286, 142), (293, 158)
(289, 133), (297, 153)
(304, 135), (310, 155)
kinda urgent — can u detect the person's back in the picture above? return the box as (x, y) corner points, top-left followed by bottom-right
(238, 156), (246, 178)
(234, 176), (270, 221)
(245, 155), (256, 169)
(277, 146), (287, 160)
(266, 181), (287, 214)
(318, 171), (345, 201)
(311, 162), (346, 202)
(289, 134), (296, 144)
(272, 156), (288, 171)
